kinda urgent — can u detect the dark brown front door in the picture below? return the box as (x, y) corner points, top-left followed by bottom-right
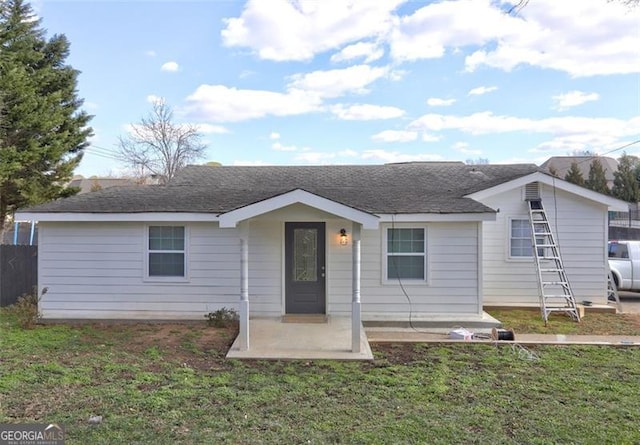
(285, 222), (326, 314)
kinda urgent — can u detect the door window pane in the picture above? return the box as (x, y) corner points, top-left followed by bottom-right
(294, 228), (317, 282)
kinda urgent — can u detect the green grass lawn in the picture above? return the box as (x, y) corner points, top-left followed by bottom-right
(489, 309), (640, 335)
(1, 311), (639, 444)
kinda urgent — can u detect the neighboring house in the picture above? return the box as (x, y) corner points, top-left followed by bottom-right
(540, 156), (618, 189)
(16, 163), (626, 350)
(68, 176), (139, 194)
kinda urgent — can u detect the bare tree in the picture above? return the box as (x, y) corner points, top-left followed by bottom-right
(117, 100), (207, 184)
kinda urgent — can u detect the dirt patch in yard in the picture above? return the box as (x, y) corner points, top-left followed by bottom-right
(76, 321), (239, 368)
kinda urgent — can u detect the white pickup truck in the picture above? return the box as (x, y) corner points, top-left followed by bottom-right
(608, 240), (640, 291)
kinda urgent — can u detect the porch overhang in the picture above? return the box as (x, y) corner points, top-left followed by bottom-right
(218, 189), (380, 229)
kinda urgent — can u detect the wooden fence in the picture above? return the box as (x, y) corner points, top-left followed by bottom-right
(0, 245), (38, 307)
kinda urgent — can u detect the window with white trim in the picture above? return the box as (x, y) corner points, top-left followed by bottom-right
(510, 219), (544, 258)
(386, 228), (426, 280)
(148, 226), (186, 277)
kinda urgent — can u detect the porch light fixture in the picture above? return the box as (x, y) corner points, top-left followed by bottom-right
(339, 228), (348, 245)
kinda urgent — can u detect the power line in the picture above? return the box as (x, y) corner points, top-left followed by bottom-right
(570, 139), (640, 168)
(88, 144), (120, 156)
(84, 144), (121, 161)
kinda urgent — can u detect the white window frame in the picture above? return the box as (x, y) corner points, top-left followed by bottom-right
(383, 225), (428, 284)
(144, 225), (189, 282)
(508, 217), (544, 261)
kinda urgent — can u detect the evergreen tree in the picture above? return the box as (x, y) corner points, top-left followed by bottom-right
(612, 153), (640, 203)
(564, 161), (585, 186)
(585, 158), (610, 195)
(0, 0), (92, 225)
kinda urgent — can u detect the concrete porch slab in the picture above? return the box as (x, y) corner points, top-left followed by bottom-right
(363, 311), (501, 332)
(226, 316), (374, 360)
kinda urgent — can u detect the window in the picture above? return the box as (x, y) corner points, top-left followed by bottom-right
(386, 228), (426, 280)
(609, 242), (629, 259)
(510, 219), (532, 257)
(148, 226), (186, 277)
(510, 219), (544, 258)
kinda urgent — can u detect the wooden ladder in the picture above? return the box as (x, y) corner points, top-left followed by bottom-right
(527, 199), (581, 324)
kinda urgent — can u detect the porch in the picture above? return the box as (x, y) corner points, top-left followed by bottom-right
(226, 316), (374, 360)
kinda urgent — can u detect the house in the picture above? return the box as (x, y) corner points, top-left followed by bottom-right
(68, 175), (139, 194)
(540, 156), (618, 189)
(15, 162), (627, 353)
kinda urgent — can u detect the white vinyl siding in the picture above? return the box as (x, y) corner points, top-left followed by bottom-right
(361, 222), (480, 318)
(480, 184), (609, 305)
(385, 228), (426, 281)
(37, 222), (241, 319)
(36, 204), (482, 320)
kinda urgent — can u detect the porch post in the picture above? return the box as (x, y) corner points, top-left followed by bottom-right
(239, 221), (250, 351)
(351, 222), (362, 353)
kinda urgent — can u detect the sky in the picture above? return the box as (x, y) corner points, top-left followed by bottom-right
(32, 0), (640, 177)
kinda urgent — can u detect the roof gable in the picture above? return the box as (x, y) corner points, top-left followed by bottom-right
(465, 171), (628, 211)
(219, 189), (380, 229)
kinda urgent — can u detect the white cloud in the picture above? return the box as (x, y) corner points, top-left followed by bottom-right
(389, 0), (519, 62)
(220, 0), (639, 77)
(294, 152), (336, 164)
(331, 42), (384, 63)
(427, 97), (456, 107)
(410, 112), (639, 136)
(409, 111), (640, 154)
(464, 0), (640, 76)
(287, 64), (390, 99)
(272, 142), (299, 152)
(146, 94), (163, 104)
(552, 90), (600, 111)
(452, 141), (481, 156)
(221, 0), (403, 61)
(145, 50), (156, 57)
(183, 65), (393, 123)
(468, 86), (497, 96)
(361, 149), (443, 163)
(269, 132), (280, 140)
(183, 84), (322, 122)
(371, 130), (417, 143)
(161, 61), (179, 72)
(195, 123), (229, 134)
(331, 103), (405, 120)
(422, 133), (442, 142)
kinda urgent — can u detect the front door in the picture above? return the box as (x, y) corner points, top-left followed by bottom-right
(285, 222), (326, 314)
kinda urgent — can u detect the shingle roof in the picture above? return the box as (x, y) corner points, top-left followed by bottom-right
(20, 162), (541, 215)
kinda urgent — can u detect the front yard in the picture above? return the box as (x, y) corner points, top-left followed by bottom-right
(1, 311), (639, 444)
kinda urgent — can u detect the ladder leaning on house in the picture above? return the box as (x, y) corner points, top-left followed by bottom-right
(527, 198), (581, 324)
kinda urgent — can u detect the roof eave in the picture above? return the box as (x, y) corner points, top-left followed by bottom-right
(12, 212), (220, 223)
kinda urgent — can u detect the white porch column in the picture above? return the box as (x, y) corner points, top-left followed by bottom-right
(351, 222), (362, 353)
(239, 221), (250, 351)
